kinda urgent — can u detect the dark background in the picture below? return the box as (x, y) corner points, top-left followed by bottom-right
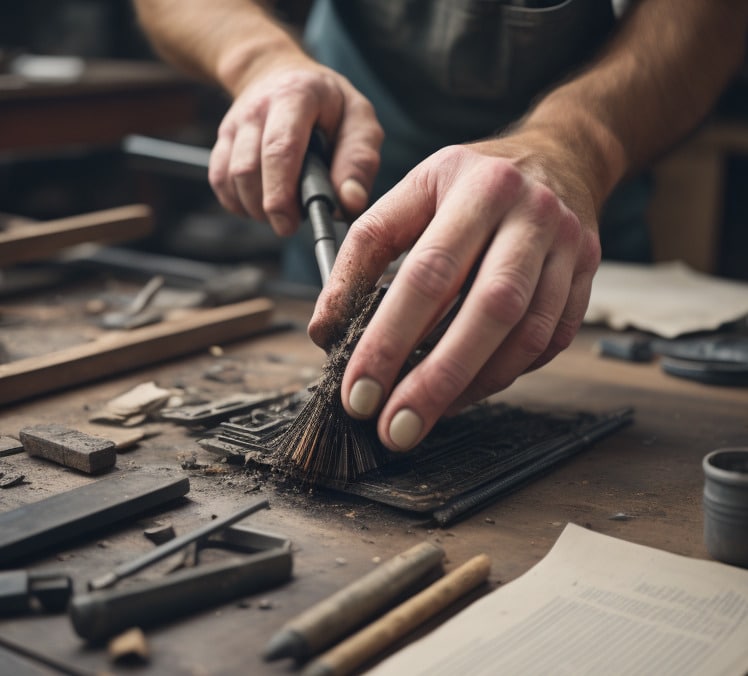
(0, 0), (746, 277)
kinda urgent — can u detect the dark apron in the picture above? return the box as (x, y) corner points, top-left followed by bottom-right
(332, 0), (616, 140)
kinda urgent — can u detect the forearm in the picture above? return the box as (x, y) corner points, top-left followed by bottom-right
(133, 0), (307, 96)
(517, 0), (748, 215)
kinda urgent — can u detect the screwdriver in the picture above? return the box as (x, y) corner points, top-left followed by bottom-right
(300, 129), (339, 286)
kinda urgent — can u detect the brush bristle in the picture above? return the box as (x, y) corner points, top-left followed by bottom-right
(272, 288), (389, 483)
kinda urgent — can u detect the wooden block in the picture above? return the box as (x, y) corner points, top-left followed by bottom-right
(0, 204), (153, 266)
(20, 424), (116, 474)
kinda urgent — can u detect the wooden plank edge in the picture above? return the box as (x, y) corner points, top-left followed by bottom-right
(0, 204), (154, 266)
(0, 297), (275, 406)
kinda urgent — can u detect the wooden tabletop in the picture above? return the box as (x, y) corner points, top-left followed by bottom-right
(1, 295), (747, 675)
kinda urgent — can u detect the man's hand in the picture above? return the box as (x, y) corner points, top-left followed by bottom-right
(208, 57), (384, 237)
(309, 135), (601, 451)
(134, 0), (747, 453)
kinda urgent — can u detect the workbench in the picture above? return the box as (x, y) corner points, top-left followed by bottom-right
(1, 293), (746, 675)
(0, 59), (199, 154)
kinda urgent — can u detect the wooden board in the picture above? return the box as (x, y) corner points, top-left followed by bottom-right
(0, 297), (275, 406)
(0, 204), (153, 266)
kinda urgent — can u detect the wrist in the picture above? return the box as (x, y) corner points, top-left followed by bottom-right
(216, 24), (308, 97)
(516, 94), (628, 215)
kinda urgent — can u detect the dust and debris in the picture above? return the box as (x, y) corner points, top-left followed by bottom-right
(0, 471), (26, 488)
(179, 453), (205, 470)
(609, 512), (636, 521)
(204, 359), (245, 384)
(0, 436), (23, 457)
(335, 557), (347, 566)
(203, 465), (229, 476)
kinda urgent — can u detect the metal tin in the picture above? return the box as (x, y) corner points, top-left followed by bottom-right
(703, 448), (748, 568)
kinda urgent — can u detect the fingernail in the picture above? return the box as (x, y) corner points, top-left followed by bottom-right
(389, 409), (423, 451)
(269, 213), (292, 236)
(348, 377), (382, 417)
(340, 179), (368, 210)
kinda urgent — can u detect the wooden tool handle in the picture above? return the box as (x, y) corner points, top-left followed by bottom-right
(303, 553), (491, 676)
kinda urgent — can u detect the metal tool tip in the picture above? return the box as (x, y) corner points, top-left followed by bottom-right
(262, 629), (306, 661)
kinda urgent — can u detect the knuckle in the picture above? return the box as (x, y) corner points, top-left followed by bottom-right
(401, 247), (461, 302)
(478, 270), (532, 327)
(547, 314), (581, 353)
(417, 355), (473, 410)
(349, 211), (396, 251)
(208, 164), (226, 192)
(262, 189), (294, 217)
(262, 133), (303, 164)
(347, 145), (381, 178)
(557, 208), (582, 243)
(515, 310), (557, 357)
(470, 370), (515, 402)
(228, 155), (260, 179)
(274, 68), (343, 111)
(432, 144), (468, 166)
(480, 158), (524, 200)
(348, 96), (381, 130)
(371, 325), (405, 368)
(272, 72), (315, 99)
(579, 229), (602, 271)
(418, 145), (467, 190)
(354, 324), (407, 378)
(528, 183), (564, 224)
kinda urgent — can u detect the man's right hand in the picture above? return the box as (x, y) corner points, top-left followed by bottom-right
(208, 56), (384, 238)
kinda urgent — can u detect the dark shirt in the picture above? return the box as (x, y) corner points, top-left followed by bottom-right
(332, 0), (616, 142)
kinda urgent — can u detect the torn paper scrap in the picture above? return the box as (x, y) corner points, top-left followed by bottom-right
(584, 260), (748, 338)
